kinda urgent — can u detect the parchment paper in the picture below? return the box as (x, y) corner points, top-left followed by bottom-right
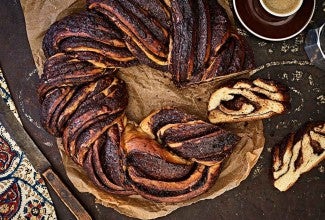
(20, 0), (265, 219)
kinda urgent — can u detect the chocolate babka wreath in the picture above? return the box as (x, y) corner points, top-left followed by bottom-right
(36, 0), (285, 217)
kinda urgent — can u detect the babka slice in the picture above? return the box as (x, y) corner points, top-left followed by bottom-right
(208, 78), (290, 123)
(272, 122), (325, 191)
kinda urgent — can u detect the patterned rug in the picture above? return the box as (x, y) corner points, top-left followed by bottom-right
(0, 69), (56, 219)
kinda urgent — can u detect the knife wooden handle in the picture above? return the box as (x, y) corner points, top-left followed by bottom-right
(43, 168), (92, 220)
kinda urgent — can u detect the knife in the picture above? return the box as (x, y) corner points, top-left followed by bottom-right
(0, 97), (92, 220)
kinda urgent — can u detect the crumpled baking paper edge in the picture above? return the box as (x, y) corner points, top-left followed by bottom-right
(20, 0), (265, 218)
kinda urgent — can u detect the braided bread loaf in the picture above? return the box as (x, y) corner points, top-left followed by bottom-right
(42, 0), (254, 86)
(38, 0), (253, 202)
(121, 108), (239, 202)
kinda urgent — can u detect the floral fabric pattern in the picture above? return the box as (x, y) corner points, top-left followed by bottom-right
(0, 69), (56, 219)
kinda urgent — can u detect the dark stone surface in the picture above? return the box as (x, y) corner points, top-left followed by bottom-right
(0, 1), (324, 219)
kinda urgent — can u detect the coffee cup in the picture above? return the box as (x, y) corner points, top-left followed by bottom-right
(259, 0), (303, 17)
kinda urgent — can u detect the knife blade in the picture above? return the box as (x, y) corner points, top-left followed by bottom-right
(0, 97), (92, 220)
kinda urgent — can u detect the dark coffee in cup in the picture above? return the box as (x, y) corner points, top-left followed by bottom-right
(260, 0), (303, 17)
